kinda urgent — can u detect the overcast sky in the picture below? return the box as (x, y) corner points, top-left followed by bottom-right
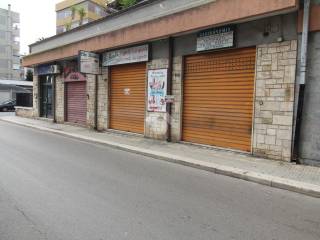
(0, 0), (61, 55)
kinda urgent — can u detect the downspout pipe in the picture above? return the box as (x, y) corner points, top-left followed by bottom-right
(166, 37), (174, 142)
(94, 74), (98, 131)
(300, 0), (311, 86)
(293, 0), (311, 162)
(53, 76), (56, 123)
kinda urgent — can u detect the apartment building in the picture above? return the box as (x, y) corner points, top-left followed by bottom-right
(0, 5), (20, 80)
(56, 0), (107, 34)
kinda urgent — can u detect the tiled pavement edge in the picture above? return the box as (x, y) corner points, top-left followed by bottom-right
(1, 116), (320, 198)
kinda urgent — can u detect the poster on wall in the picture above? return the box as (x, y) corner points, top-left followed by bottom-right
(147, 69), (167, 113)
(197, 25), (235, 52)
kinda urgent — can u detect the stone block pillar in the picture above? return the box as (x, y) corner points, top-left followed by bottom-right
(55, 75), (65, 123)
(86, 74), (96, 128)
(170, 56), (183, 142)
(32, 75), (39, 118)
(97, 68), (109, 131)
(253, 40), (297, 161)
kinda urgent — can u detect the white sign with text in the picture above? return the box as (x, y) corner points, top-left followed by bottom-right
(103, 45), (149, 66)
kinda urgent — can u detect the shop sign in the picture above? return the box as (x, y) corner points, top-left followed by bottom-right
(36, 64), (61, 75)
(102, 45), (149, 66)
(79, 50), (100, 75)
(63, 61), (78, 78)
(64, 72), (86, 82)
(147, 69), (167, 113)
(197, 25), (235, 52)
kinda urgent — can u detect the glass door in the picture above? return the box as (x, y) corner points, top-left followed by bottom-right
(40, 75), (53, 118)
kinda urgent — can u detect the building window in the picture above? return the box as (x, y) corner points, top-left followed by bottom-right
(64, 9), (72, 18)
(0, 30), (5, 39)
(0, 45), (6, 55)
(13, 50), (19, 57)
(95, 5), (106, 17)
(12, 22), (20, 30)
(0, 59), (9, 68)
(12, 63), (20, 70)
(0, 16), (6, 25)
(57, 9), (72, 20)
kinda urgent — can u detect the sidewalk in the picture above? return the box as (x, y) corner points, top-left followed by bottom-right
(1, 115), (320, 198)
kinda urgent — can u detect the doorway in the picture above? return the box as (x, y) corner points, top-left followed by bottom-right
(39, 75), (53, 118)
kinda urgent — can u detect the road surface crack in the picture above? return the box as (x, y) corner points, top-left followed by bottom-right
(13, 204), (49, 240)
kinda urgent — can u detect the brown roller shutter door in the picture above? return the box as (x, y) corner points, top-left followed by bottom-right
(110, 63), (146, 134)
(183, 47), (256, 152)
(66, 81), (87, 126)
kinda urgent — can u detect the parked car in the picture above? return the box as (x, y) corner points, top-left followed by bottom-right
(0, 99), (16, 112)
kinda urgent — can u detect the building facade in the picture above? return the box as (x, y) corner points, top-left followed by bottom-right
(0, 5), (20, 80)
(56, 0), (106, 34)
(22, 0), (320, 165)
(0, 79), (32, 103)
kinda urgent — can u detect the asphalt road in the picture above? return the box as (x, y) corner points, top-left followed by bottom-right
(0, 121), (319, 240)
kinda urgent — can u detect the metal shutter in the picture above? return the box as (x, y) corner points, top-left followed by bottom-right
(66, 81), (87, 126)
(110, 63), (146, 134)
(183, 47), (256, 152)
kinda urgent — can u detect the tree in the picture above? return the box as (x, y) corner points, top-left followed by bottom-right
(77, 7), (86, 25)
(26, 69), (33, 81)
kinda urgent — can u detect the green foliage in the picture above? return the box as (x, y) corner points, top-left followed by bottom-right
(26, 70), (33, 81)
(118, 0), (137, 9)
(64, 21), (72, 31)
(106, 0), (143, 11)
(71, 6), (77, 19)
(77, 7), (86, 19)
(77, 7), (87, 25)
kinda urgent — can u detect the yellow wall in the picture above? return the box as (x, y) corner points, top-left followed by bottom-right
(56, 0), (105, 11)
(56, 0), (84, 11)
(56, 11), (102, 27)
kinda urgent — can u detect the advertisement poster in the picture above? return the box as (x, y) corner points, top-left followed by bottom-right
(147, 69), (167, 113)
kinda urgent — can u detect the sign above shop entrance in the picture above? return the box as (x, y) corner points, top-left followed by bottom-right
(36, 64), (61, 76)
(102, 44), (149, 67)
(79, 51), (100, 75)
(64, 72), (86, 82)
(197, 25), (235, 52)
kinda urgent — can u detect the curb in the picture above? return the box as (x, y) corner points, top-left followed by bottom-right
(1, 118), (320, 198)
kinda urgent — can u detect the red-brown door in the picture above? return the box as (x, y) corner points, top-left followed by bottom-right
(66, 81), (87, 126)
